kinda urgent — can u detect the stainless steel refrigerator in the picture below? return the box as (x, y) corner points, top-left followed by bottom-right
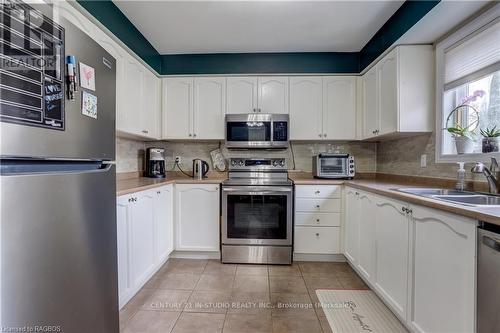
(1, 1), (119, 332)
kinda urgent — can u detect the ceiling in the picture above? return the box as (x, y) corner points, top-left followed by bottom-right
(113, 0), (404, 54)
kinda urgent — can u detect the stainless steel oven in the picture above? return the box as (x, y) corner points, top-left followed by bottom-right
(221, 158), (293, 264)
(225, 114), (289, 149)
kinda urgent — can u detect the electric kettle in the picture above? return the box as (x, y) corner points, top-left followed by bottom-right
(192, 159), (209, 179)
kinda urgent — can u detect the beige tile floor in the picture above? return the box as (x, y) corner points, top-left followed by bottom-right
(120, 259), (369, 333)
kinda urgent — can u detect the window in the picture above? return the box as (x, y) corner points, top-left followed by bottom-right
(436, 6), (500, 163)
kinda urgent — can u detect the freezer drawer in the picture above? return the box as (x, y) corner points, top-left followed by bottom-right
(0, 165), (118, 332)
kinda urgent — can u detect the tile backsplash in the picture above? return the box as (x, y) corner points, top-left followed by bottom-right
(117, 133), (485, 181)
(116, 137), (377, 174)
(116, 137), (145, 173)
(377, 133), (483, 181)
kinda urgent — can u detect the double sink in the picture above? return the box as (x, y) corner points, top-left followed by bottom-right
(396, 188), (500, 207)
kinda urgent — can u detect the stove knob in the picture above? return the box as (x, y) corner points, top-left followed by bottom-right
(231, 160), (237, 166)
(238, 160), (244, 166)
(279, 160), (285, 167)
(272, 160), (279, 167)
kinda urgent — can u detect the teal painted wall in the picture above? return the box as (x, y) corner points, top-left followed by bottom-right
(161, 53), (360, 75)
(76, 0), (161, 72)
(77, 0), (440, 75)
(359, 0), (440, 70)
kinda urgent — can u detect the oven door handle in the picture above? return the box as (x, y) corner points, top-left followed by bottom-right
(222, 186), (292, 193)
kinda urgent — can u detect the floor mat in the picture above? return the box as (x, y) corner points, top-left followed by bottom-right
(316, 289), (408, 333)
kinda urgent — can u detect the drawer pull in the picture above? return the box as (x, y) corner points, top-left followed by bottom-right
(316, 219), (320, 223)
(315, 190), (321, 194)
(315, 205), (320, 208)
(315, 233), (320, 237)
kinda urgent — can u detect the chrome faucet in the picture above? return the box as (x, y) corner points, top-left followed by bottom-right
(471, 158), (499, 194)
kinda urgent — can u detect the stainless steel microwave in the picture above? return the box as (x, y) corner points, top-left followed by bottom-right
(225, 114), (289, 149)
(313, 153), (355, 179)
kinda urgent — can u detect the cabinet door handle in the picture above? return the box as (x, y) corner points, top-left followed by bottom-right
(318, 134), (322, 138)
(253, 108), (256, 112)
(315, 190), (321, 194)
(189, 133), (192, 137)
(157, 191), (161, 195)
(402, 207), (407, 213)
(142, 130), (148, 134)
(315, 205), (320, 208)
(215, 187), (219, 190)
(315, 233), (320, 237)
(323, 134), (327, 138)
(258, 108), (262, 112)
(193, 133), (197, 137)
(316, 219), (320, 223)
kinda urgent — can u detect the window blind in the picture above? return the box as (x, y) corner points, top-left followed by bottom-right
(444, 18), (500, 90)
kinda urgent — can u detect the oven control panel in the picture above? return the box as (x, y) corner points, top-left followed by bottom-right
(229, 158), (286, 170)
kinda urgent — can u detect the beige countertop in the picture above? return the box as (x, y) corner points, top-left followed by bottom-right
(116, 171), (226, 196)
(117, 171), (500, 225)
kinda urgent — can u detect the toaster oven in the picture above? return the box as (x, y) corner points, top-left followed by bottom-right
(313, 153), (355, 179)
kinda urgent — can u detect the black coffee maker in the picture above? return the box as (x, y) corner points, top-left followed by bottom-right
(145, 148), (166, 178)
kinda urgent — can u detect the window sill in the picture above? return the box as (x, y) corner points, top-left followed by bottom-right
(436, 151), (500, 164)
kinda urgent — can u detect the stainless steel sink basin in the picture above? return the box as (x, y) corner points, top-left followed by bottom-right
(395, 188), (500, 207)
(396, 188), (475, 196)
(434, 195), (500, 206)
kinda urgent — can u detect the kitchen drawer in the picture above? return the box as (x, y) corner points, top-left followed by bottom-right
(295, 185), (341, 199)
(294, 226), (340, 254)
(295, 212), (341, 227)
(295, 198), (340, 213)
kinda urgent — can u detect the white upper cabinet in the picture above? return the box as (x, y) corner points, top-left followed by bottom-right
(323, 76), (357, 140)
(378, 50), (398, 136)
(409, 206), (476, 333)
(373, 195), (409, 320)
(162, 77), (226, 140)
(123, 58), (143, 134)
(361, 45), (434, 139)
(162, 77), (193, 139)
(226, 77), (258, 114)
(141, 70), (161, 139)
(290, 76), (357, 140)
(257, 76), (289, 114)
(289, 77), (323, 140)
(362, 66), (379, 138)
(193, 77), (226, 139)
(226, 76), (288, 114)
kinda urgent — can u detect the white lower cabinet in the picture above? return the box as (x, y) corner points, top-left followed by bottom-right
(294, 226), (340, 254)
(356, 191), (376, 281)
(344, 187), (360, 263)
(373, 195), (409, 320)
(294, 185), (341, 255)
(409, 205), (476, 333)
(344, 186), (477, 332)
(175, 184), (220, 251)
(116, 185), (174, 308)
(154, 186), (174, 264)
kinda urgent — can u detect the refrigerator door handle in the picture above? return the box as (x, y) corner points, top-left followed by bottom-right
(0, 159), (114, 176)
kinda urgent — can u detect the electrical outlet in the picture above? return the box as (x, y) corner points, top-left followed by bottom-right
(175, 156), (181, 164)
(420, 154), (427, 168)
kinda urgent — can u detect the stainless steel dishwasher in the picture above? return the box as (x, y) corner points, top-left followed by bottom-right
(477, 223), (500, 333)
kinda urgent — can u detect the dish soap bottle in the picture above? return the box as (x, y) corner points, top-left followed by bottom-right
(455, 162), (466, 191)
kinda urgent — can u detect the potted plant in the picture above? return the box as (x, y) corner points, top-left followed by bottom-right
(447, 124), (475, 154)
(480, 126), (500, 153)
